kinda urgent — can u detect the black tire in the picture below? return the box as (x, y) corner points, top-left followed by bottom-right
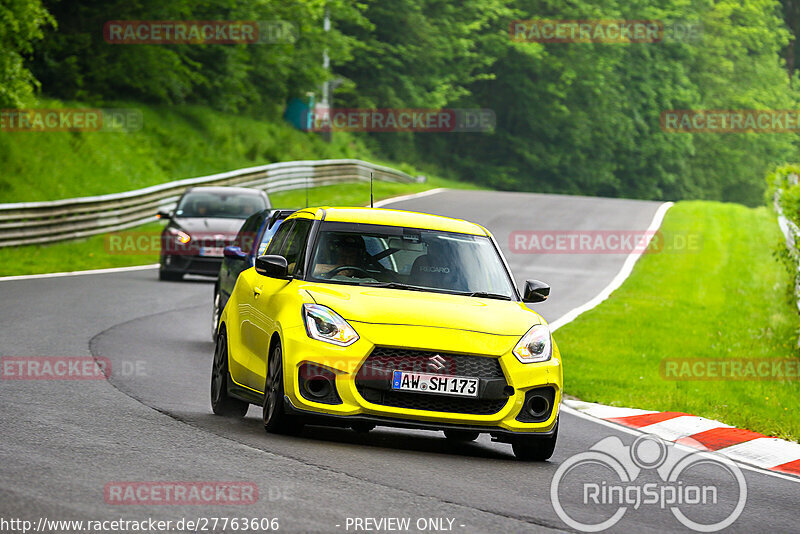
(159, 269), (182, 281)
(443, 429), (480, 442)
(263, 343), (304, 435)
(210, 331), (249, 417)
(512, 420), (558, 461)
(212, 290), (221, 342)
(352, 422), (375, 434)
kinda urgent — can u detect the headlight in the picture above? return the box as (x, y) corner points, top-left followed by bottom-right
(168, 228), (191, 244)
(302, 304), (359, 346)
(512, 324), (552, 363)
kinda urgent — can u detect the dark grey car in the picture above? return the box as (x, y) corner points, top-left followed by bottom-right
(158, 186), (270, 281)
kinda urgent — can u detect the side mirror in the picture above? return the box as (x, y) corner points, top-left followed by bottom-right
(255, 255), (288, 278)
(156, 210), (172, 220)
(522, 280), (550, 303)
(223, 246), (246, 260)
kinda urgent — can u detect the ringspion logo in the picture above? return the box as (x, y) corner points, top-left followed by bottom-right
(551, 435), (746, 531)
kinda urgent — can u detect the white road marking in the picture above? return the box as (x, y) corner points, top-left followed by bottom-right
(0, 263), (158, 282)
(549, 201), (673, 331)
(370, 187), (448, 208)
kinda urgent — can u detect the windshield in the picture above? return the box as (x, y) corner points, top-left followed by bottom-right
(175, 192), (266, 219)
(308, 223), (516, 299)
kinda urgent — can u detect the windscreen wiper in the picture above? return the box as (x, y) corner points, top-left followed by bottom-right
(359, 282), (430, 292)
(463, 291), (513, 301)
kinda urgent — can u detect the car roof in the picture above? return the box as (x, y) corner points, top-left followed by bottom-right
(290, 207), (488, 236)
(184, 186), (266, 196)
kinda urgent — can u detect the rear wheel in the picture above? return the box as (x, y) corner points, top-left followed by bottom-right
(443, 430), (480, 442)
(512, 420), (558, 461)
(159, 269), (182, 281)
(210, 332), (249, 417)
(211, 291), (221, 341)
(263, 343), (304, 435)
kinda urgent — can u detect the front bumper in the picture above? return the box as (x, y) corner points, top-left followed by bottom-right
(161, 254), (223, 276)
(284, 395), (558, 441)
(281, 322), (562, 434)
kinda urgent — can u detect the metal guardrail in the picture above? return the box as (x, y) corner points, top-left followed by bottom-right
(773, 174), (800, 316)
(0, 159), (419, 247)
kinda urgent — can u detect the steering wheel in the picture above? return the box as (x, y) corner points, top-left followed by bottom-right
(327, 265), (371, 278)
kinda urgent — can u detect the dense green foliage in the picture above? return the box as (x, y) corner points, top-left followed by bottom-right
(5, 0), (800, 204)
(0, 0), (53, 106)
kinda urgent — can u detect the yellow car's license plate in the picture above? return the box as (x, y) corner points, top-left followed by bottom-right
(391, 371), (478, 397)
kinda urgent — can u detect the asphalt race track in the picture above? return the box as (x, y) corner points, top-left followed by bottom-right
(2, 190), (799, 533)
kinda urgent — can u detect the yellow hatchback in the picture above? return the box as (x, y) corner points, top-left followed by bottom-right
(211, 207), (562, 460)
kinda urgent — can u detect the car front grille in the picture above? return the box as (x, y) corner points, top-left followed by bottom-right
(355, 347), (508, 415)
(361, 347), (504, 378)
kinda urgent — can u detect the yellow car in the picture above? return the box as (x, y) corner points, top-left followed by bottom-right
(211, 207), (562, 460)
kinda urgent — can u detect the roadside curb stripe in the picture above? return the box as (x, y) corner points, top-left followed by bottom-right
(773, 459), (800, 476)
(678, 427), (766, 451)
(606, 411), (689, 428)
(564, 400), (800, 478)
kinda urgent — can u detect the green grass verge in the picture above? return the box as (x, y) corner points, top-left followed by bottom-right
(0, 99), (378, 203)
(0, 177), (477, 277)
(556, 201), (800, 441)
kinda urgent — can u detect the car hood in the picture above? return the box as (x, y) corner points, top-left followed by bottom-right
(301, 283), (542, 336)
(171, 217), (245, 237)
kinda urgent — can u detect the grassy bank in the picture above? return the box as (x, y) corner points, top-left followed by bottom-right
(0, 99), (397, 203)
(556, 201), (800, 441)
(0, 177), (475, 277)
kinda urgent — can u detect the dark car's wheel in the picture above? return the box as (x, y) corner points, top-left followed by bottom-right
(443, 430), (480, 442)
(210, 331), (249, 417)
(263, 343), (303, 435)
(159, 269), (182, 281)
(511, 420), (558, 461)
(211, 291), (221, 341)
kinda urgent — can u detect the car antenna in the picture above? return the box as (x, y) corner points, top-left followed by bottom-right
(305, 173), (309, 208)
(370, 171), (374, 208)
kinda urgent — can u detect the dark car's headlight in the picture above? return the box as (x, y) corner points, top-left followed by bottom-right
(512, 324), (552, 363)
(302, 304), (359, 346)
(167, 227), (191, 245)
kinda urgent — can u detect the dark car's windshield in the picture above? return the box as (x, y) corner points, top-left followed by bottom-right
(175, 192), (267, 219)
(308, 223), (516, 298)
